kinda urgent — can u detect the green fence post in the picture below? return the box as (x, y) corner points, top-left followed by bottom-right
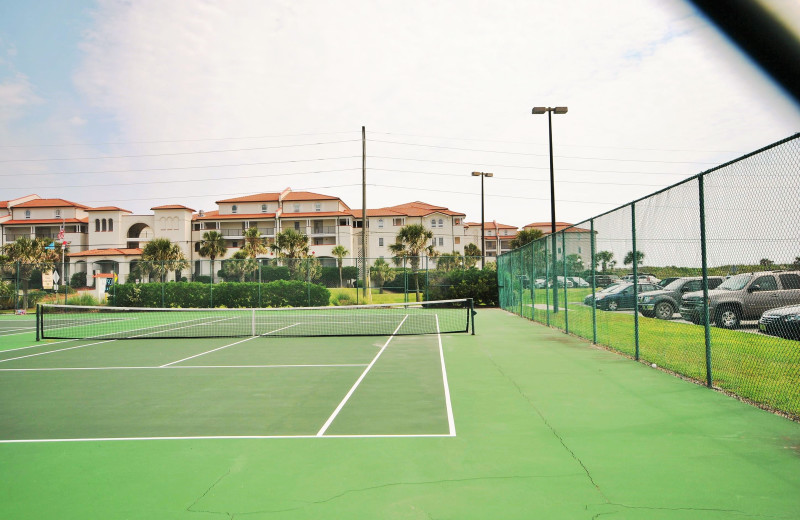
(562, 231), (568, 333)
(699, 175), (713, 388)
(590, 218), (597, 344)
(258, 259), (262, 307)
(530, 242), (536, 321)
(632, 203), (640, 361)
(15, 261), (20, 311)
(210, 260), (214, 308)
(545, 243), (551, 327)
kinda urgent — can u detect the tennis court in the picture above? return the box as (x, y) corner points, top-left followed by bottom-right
(1, 307), (800, 519)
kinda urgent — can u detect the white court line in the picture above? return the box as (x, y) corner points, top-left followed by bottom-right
(436, 314), (456, 436)
(316, 315), (409, 437)
(0, 338), (83, 354)
(0, 433), (454, 443)
(0, 363), (368, 372)
(0, 339), (116, 363)
(0, 329), (36, 337)
(159, 323), (300, 367)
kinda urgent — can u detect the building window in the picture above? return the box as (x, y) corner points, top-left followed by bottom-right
(195, 243), (200, 252)
(109, 218), (113, 232)
(232, 241), (238, 248)
(261, 204), (267, 213)
(55, 209), (61, 218)
(455, 237), (460, 245)
(578, 247), (582, 254)
(25, 210), (31, 219)
(438, 237), (444, 246)
(95, 219), (100, 232)
(393, 218), (404, 226)
(102, 219), (107, 232)
(454, 218), (461, 225)
(232, 205), (238, 214)
(293, 204), (300, 212)
(438, 219), (443, 227)
(431, 219), (437, 228)
(378, 219), (384, 228)
(379, 238), (384, 246)
(315, 203), (321, 212)
(294, 221), (300, 231)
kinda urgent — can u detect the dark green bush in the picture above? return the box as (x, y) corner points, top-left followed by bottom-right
(427, 267), (498, 306)
(70, 271), (87, 288)
(113, 280), (329, 308)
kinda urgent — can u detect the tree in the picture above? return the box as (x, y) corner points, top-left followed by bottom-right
(436, 251), (464, 272)
(1, 237), (64, 309)
(595, 251), (614, 272)
(242, 227), (268, 259)
(463, 243), (481, 268)
(270, 229), (310, 277)
(388, 224), (435, 302)
(565, 254), (584, 276)
(793, 257), (800, 269)
(137, 238), (188, 282)
(199, 231), (227, 283)
(331, 245), (349, 287)
(296, 255), (321, 282)
(371, 258), (392, 293)
(220, 250), (258, 282)
(623, 250), (645, 267)
(759, 258), (774, 268)
(509, 228), (544, 250)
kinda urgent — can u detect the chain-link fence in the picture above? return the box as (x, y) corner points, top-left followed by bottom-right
(498, 133), (800, 419)
(1, 256), (495, 310)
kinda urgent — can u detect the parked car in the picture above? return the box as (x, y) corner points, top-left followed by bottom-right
(622, 273), (661, 284)
(638, 276), (724, 320)
(567, 276), (590, 288)
(658, 277), (680, 288)
(594, 274), (621, 288)
(534, 278), (547, 289)
(758, 304), (800, 340)
(548, 276), (574, 288)
(584, 282), (659, 311)
(680, 270), (800, 329)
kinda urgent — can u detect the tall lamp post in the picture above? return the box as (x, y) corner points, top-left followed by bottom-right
(471, 171), (493, 268)
(532, 106), (568, 312)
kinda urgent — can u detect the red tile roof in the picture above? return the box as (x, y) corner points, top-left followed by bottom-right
(14, 198), (89, 209)
(151, 204), (196, 211)
(193, 211), (277, 221)
(281, 191), (341, 202)
(216, 193), (282, 203)
(68, 248), (142, 258)
(87, 206), (132, 212)
(524, 222), (591, 233)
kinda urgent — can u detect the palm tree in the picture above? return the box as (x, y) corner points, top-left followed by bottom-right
(388, 224), (435, 302)
(331, 245), (349, 287)
(270, 229), (310, 277)
(509, 228), (544, 250)
(138, 238), (188, 282)
(463, 243), (481, 268)
(220, 250), (258, 282)
(623, 250), (645, 267)
(595, 251), (614, 272)
(371, 258), (392, 293)
(2, 237), (64, 309)
(242, 227), (268, 259)
(759, 258), (774, 268)
(199, 231), (227, 283)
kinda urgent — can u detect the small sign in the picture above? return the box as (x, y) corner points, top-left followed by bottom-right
(53, 284), (59, 292)
(52, 270), (60, 284)
(41, 270), (54, 290)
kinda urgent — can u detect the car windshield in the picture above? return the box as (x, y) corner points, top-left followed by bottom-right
(606, 284), (630, 294)
(717, 274), (751, 291)
(664, 279), (689, 291)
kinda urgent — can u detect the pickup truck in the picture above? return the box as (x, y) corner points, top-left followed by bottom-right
(680, 271), (800, 329)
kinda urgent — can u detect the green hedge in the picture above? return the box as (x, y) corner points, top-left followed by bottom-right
(427, 267), (498, 307)
(112, 280), (330, 308)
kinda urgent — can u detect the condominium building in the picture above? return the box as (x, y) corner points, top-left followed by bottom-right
(523, 221), (593, 260)
(464, 221), (519, 258)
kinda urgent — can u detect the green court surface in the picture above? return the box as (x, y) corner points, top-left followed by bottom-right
(1, 309), (799, 519)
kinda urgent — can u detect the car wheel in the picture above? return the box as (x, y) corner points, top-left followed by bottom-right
(607, 300), (619, 311)
(640, 310), (654, 318)
(715, 307), (741, 329)
(655, 302), (674, 320)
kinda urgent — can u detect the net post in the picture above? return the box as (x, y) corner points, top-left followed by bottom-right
(36, 304), (40, 342)
(469, 298), (475, 335)
(562, 230), (568, 333)
(252, 307), (256, 336)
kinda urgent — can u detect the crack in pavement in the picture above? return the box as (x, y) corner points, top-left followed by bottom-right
(187, 468), (233, 519)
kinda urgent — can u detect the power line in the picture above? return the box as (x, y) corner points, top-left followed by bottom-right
(369, 168), (680, 184)
(0, 140), (361, 163)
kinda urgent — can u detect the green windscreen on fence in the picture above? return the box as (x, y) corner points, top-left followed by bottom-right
(498, 133), (800, 420)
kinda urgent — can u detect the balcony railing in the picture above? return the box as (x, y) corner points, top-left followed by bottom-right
(218, 227), (275, 237)
(310, 226), (336, 235)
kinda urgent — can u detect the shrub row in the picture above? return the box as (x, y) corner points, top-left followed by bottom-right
(427, 267), (498, 307)
(112, 280), (330, 308)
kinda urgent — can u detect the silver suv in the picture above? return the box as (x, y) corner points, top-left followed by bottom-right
(680, 271), (800, 329)
(638, 276), (724, 320)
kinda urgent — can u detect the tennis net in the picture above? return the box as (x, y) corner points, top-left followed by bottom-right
(37, 299), (474, 340)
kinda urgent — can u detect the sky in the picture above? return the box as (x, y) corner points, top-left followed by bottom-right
(1, 0), (799, 230)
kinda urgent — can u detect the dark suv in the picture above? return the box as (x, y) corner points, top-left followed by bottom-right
(584, 282), (659, 311)
(638, 276), (724, 320)
(680, 271), (800, 329)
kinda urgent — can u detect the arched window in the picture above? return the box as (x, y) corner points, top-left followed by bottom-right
(378, 219), (384, 228)
(95, 219), (100, 232)
(431, 219), (436, 228)
(438, 219), (443, 227)
(24, 210), (31, 219)
(108, 218), (113, 232)
(261, 204), (267, 213)
(102, 219), (107, 232)
(232, 205), (238, 214)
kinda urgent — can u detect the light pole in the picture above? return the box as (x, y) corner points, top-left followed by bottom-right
(532, 106), (568, 312)
(471, 171), (493, 269)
